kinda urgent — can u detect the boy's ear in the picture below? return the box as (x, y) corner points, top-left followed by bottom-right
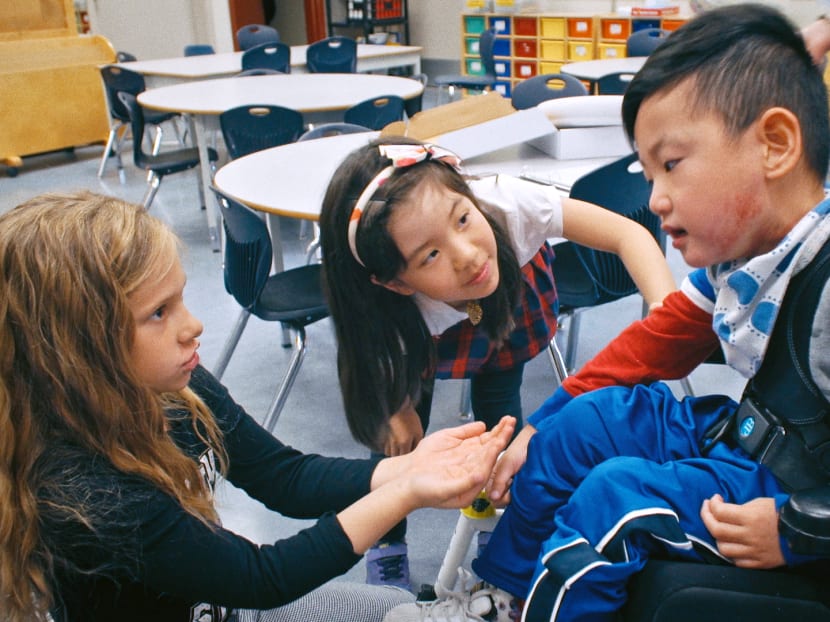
(370, 274), (416, 296)
(758, 107), (801, 180)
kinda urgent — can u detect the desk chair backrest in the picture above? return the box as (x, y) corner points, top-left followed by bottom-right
(236, 23), (280, 51)
(551, 152), (657, 371)
(184, 44), (215, 56)
(477, 27), (497, 80)
(219, 193), (273, 308)
(596, 71), (636, 95)
(241, 41), (291, 74)
(511, 73), (588, 110)
(626, 27), (669, 56)
(297, 122), (371, 141)
(562, 152), (659, 305)
(100, 65), (147, 123)
(306, 36), (357, 73)
(219, 105), (304, 160)
(343, 94), (405, 130)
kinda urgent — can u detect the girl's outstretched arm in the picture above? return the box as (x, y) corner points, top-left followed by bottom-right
(337, 416), (516, 553)
(560, 197), (677, 308)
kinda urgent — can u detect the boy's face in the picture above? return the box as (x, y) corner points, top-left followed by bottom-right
(635, 79), (772, 268)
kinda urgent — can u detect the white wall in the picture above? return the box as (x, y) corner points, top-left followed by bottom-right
(86, 0), (823, 62)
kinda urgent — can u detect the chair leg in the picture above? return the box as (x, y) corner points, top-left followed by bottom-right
(458, 378), (473, 422)
(151, 125), (164, 155)
(212, 308), (252, 380)
(142, 172), (162, 210)
(97, 127), (118, 178)
(679, 376), (695, 396)
(261, 327), (308, 434)
(563, 311), (582, 373)
(547, 337), (569, 386)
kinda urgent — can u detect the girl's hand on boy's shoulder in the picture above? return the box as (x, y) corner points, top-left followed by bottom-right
(700, 494), (785, 569)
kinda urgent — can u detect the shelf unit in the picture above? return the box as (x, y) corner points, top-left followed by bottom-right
(326, 0), (410, 45)
(461, 12), (688, 97)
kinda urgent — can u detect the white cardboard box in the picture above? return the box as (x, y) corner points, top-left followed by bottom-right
(528, 124), (633, 160)
(429, 107), (556, 160)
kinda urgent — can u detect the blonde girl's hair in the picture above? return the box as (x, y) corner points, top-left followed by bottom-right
(0, 191), (227, 622)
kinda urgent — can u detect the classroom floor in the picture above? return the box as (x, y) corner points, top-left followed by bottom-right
(0, 86), (745, 597)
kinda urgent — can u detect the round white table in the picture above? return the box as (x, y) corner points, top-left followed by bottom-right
(138, 73), (424, 248)
(120, 44), (423, 88)
(561, 57), (647, 87)
(213, 131), (613, 270)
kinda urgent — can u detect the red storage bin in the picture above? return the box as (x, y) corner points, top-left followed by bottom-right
(513, 38), (538, 58)
(373, 0), (403, 19)
(514, 17), (537, 36)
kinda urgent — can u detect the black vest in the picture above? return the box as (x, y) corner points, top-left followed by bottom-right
(734, 240), (830, 492)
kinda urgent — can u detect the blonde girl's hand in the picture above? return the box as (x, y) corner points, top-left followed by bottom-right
(383, 406), (424, 456)
(486, 425), (536, 506)
(700, 494), (785, 569)
(405, 416), (516, 510)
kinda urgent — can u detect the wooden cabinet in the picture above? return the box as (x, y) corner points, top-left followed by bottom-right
(0, 0), (115, 174)
(461, 12), (688, 97)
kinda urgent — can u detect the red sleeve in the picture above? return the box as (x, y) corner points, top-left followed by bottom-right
(562, 289), (720, 397)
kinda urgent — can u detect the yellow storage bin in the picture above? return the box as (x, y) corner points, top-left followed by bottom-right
(540, 17), (566, 38)
(540, 40), (566, 60)
(539, 61), (563, 74)
(568, 41), (594, 60)
(597, 42), (626, 59)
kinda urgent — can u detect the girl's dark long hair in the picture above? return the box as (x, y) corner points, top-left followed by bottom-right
(320, 137), (520, 449)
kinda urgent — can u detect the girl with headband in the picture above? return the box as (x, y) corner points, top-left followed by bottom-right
(0, 190), (516, 622)
(319, 136), (676, 590)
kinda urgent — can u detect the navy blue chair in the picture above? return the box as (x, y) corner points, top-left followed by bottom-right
(343, 95), (405, 130)
(241, 41), (291, 74)
(184, 44), (215, 56)
(596, 71), (636, 95)
(306, 36), (357, 73)
(626, 27), (669, 57)
(434, 28), (497, 102)
(98, 65), (181, 179)
(511, 73), (588, 110)
(236, 24), (280, 51)
(219, 105), (304, 160)
(118, 92), (217, 210)
(551, 152), (658, 371)
(211, 189), (330, 433)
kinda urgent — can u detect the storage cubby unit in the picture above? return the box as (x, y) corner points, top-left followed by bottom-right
(460, 12), (688, 94)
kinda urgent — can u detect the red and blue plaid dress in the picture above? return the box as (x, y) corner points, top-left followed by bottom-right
(434, 242), (558, 379)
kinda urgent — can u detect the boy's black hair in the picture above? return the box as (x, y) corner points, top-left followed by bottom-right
(622, 3), (830, 180)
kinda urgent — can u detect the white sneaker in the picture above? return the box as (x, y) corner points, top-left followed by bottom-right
(383, 568), (520, 622)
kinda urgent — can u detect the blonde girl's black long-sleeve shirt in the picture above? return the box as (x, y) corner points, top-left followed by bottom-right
(43, 366), (381, 622)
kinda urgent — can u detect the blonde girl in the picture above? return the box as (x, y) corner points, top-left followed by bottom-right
(0, 191), (514, 622)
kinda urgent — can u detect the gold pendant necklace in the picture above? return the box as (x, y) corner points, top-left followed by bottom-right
(466, 300), (483, 326)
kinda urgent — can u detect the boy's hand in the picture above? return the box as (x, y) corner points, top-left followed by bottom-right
(700, 494), (785, 568)
(486, 425), (537, 506)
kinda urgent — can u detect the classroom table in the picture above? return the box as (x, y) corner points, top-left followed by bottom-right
(561, 57), (647, 92)
(119, 44), (423, 88)
(212, 130), (614, 271)
(138, 73), (424, 249)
